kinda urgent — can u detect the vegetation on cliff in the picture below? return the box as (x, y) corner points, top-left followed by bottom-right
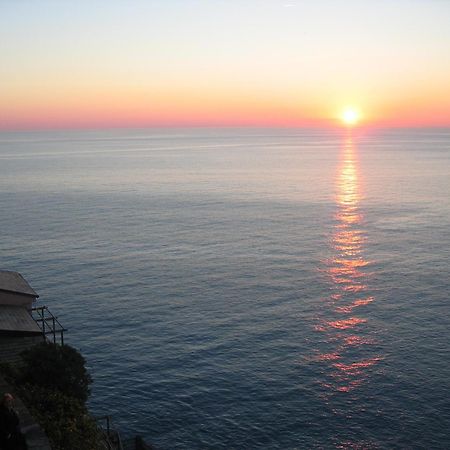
(0, 342), (104, 450)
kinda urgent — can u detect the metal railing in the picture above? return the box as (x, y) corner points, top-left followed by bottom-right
(95, 415), (124, 450)
(95, 417), (152, 450)
(31, 306), (67, 345)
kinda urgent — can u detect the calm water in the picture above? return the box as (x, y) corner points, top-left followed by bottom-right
(0, 128), (449, 449)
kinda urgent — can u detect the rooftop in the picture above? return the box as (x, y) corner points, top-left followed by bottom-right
(0, 305), (42, 335)
(0, 271), (39, 298)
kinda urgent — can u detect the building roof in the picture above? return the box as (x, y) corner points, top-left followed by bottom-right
(0, 271), (39, 297)
(0, 305), (42, 335)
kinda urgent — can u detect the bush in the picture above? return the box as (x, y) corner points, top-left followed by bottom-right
(1, 342), (105, 449)
(17, 384), (104, 450)
(19, 342), (92, 402)
(0, 360), (20, 381)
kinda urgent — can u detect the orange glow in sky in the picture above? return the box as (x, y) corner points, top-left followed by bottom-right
(1, 1), (450, 130)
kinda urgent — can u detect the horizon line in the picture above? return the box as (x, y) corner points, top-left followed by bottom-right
(1, 123), (450, 134)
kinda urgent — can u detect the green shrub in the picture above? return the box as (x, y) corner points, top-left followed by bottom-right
(19, 342), (92, 402)
(2, 342), (105, 449)
(18, 384), (104, 450)
(0, 360), (20, 381)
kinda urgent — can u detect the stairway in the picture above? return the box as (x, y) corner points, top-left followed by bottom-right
(0, 375), (51, 450)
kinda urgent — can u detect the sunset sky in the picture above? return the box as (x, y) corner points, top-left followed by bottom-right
(1, 0), (450, 130)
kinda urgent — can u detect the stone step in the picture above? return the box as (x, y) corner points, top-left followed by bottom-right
(0, 375), (51, 450)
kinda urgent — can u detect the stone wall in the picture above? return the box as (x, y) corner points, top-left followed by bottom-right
(0, 335), (44, 364)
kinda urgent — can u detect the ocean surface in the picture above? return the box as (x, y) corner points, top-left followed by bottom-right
(0, 128), (449, 449)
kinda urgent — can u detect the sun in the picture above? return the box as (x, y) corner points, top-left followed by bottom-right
(341, 108), (360, 126)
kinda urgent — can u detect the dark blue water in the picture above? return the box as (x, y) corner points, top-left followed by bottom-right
(0, 128), (449, 449)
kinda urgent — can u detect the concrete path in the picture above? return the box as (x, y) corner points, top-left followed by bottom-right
(0, 374), (51, 450)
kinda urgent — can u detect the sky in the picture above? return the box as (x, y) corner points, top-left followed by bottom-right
(1, 0), (450, 130)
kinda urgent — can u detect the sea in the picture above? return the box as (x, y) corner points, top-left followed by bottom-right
(0, 128), (449, 449)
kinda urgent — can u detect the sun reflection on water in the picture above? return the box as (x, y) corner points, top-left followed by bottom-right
(314, 135), (381, 393)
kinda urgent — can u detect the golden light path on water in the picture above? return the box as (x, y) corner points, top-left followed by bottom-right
(315, 135), (381, 393)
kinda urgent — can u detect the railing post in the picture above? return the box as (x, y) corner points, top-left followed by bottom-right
(32, 305), (66, 346)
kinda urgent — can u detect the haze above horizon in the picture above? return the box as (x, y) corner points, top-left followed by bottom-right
(1, 0), (450, 131)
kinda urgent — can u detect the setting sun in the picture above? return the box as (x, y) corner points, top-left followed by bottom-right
(341, 108), (360, 126)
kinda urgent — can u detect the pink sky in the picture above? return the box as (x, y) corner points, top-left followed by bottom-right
(1, 1), (450, 130)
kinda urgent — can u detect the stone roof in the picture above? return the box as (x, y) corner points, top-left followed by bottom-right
(0, 271), (39, 297)
(0, 305), (42, 335)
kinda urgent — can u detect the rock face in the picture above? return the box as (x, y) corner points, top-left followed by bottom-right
(0, 375), (51, 450)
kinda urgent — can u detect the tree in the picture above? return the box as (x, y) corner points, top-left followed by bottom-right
(19, 342), (92, 403)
